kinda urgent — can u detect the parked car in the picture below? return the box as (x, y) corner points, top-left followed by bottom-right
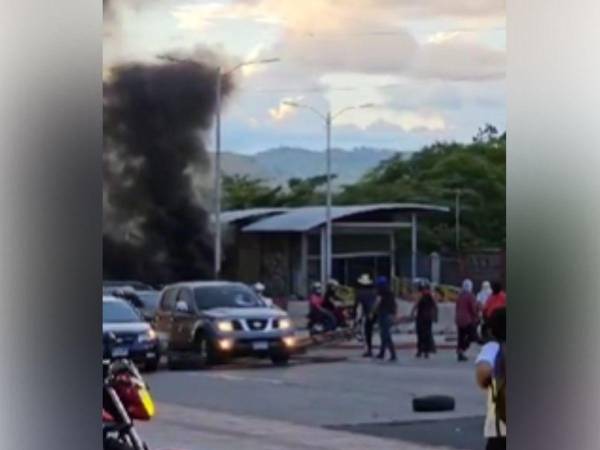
(153, 281), (297, 369)
(135, 290), (161, 321)
(104, 285), (161, 322)
(103, 280), (156, 291)
(102, 296), (161, 372)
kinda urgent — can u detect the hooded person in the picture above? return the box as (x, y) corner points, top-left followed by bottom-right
(455, 279), (479, 361)
(477, 281), (493, 307)
(412, 282), (438, 358)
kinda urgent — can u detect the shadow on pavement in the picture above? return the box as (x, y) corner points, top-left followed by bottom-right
(328, 416), (485, 450)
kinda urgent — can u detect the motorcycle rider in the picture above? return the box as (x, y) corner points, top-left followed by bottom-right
(323, 279), (348, 328)
(253, 282), (275, 308)
(308, 282), (336, 332)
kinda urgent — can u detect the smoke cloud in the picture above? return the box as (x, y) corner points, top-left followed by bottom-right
(103, 58), (233, 284)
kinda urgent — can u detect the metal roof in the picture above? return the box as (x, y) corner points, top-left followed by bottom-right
(220, 208), (289, 224)
(242, 203), (450, 233)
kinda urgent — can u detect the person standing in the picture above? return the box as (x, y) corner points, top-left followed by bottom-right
(373, 276), (397, 361)
(355, 274), (377, 357)
(476, 281), (493, 342)
(455, 279), (479, 362)
(475, 307), (506, 450)
(483, 282), (507, 324)
(476, 281), (493, 308)
(412, 283), (438, 358)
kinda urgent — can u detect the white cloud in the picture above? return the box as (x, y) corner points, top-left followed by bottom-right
(337, 107), (447, 132)
(413, 38), (505, 81)
(107, 0), (505, 152)
(268, 97), (303, 121)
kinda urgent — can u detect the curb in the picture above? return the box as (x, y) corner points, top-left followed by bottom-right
(295, 336), (457, 351)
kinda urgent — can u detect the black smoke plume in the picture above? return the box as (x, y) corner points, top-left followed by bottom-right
(103, 59), (233, 284)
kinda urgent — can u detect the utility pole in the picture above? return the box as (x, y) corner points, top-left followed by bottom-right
(213, 68), (222, 279)
(325, 111), (332, 285)
(212, 58), (279, 280)
(455, 188), (461, 253)
(282, 101), (374, 286)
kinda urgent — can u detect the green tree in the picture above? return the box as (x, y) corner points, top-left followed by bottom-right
(222, 174), (282, 209)
(222, 126), (505, 252)
(336, 127), (506, 251)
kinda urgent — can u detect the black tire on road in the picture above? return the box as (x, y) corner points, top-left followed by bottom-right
(412, 395), (455, 412)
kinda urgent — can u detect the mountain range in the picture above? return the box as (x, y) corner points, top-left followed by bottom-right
(217, 146), (408, 187)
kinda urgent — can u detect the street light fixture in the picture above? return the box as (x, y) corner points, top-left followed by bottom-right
(283, 100), (376, 285)
(213, 57), (279, 280)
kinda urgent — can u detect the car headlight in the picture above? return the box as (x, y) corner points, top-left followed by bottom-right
(278, 318), (292, 330)
(138, 328), (157, 343)
(216, 320), (234, 332)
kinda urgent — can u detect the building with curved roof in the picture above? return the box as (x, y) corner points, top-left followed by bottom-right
(220, 203), (449, 298)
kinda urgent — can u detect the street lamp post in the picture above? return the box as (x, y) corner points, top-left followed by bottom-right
(455, 188), (461, 253)
(213, 58), (279, 280)
(283, 101), (375, 285)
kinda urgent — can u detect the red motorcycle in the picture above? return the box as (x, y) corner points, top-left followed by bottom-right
(103, 333), (155, 450)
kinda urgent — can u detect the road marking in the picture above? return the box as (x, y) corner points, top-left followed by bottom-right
(189, 372), (285, 385)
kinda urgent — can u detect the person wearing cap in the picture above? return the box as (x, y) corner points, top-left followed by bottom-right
(373, 276), (397, 361)
(355, 273), (377, 357)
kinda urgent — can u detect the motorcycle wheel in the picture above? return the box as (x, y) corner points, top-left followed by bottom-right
(104, 437), (135, 450)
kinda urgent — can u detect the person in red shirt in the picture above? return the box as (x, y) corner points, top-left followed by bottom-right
(483, 281), (506, 323)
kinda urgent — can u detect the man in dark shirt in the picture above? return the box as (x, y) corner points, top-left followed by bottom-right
(355, 273), (377, 357)
(373, 276), (397, 361)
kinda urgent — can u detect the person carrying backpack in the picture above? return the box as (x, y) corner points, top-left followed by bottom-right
(475, 307), (506, 450)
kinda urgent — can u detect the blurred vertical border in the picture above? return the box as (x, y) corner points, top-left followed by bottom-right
(509, 0), (600, 448)
(0, 0), (102, 448)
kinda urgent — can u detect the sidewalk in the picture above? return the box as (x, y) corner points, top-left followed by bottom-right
(138, 402), (463, 450)
(295, 329), (457, 352)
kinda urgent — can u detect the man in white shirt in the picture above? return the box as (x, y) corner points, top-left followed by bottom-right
(475, 307), (506, 450)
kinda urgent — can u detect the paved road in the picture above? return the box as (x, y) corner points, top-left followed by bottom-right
(140, 344), (486, 450)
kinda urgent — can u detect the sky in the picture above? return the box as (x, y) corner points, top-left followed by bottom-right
(104, 0), (506, 154)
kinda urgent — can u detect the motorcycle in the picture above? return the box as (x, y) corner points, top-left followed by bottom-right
(103, 333), (155, 450)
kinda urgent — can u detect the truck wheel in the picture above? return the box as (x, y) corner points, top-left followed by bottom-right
(193, 333), (214, 368)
